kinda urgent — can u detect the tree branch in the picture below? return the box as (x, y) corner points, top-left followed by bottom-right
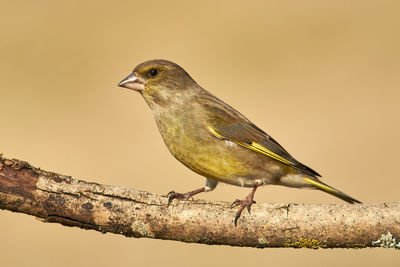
(0, 155), (399, 249)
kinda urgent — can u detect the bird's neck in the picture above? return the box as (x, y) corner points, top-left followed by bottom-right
(142, 89), (196, 136)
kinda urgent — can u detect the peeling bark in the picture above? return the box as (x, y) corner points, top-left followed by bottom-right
(0, 155), (399, 249)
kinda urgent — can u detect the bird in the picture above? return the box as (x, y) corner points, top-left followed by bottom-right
(118, 59), (361, 226)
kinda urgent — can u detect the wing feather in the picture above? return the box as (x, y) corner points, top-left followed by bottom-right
(197, 90), (320, 177)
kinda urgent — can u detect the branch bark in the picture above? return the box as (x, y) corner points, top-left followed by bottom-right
(0, 155), (399, 249)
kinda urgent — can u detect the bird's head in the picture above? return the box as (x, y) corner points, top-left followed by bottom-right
(118, 59), (196, 107)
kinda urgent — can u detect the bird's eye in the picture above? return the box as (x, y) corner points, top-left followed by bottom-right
(149, 68), (158, 77)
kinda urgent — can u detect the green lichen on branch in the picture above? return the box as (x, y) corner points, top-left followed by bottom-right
(284, 238), (327, 249)
(345, 243), (367, 249)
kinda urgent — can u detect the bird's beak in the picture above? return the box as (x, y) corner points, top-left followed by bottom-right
(118, 73), (145, 91)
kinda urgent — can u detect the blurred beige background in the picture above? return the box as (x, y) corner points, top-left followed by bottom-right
(1, 0), (399, 266)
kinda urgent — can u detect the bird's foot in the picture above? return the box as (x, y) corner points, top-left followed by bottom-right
(167, 191), (191, 206)
(230, 181), (259, 226)
(167, 187), (205, 206)
(231, 197), (256, 226)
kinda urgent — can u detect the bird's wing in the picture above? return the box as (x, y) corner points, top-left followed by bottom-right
(208, 122), (321, 177)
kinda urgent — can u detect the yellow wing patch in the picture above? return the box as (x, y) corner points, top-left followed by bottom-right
(208, 126), (293, 166)
(303, 178), (337, 195)
(207, 126), (224, 139)
(241, 141), (293, 165)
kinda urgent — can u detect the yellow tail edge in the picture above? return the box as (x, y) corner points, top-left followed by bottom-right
(304, 178), (362, 204)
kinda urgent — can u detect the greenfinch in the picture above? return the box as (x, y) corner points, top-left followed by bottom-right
(118, 59), (361, 225)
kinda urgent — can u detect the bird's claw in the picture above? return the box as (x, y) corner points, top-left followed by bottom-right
(230, 199), (242, 208)
(167, 191), (190, 206)
(166, 187), (206, 206)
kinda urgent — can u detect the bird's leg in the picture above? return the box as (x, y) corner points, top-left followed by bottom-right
(231, 181), (259, 226)
(167, 178), (218, 206)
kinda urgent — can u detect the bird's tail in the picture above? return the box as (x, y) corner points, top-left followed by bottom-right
(303, 177), (361, 204)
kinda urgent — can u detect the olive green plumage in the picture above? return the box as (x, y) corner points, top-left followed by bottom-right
(118, 59), (361, 208)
